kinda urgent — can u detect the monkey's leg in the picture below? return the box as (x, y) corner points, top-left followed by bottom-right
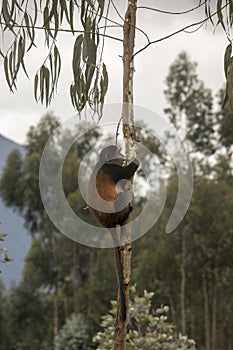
(109, 228), (126, 322)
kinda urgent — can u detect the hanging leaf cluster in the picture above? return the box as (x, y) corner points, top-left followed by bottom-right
(209, 0), (233, 112)
(215, 0), (233, 30)
(70, 34), (108, 116)
(70, 0), (108, 116)
(203, 0), (233, 29)
(0, 0), (108, 116)
(223, 42), (233, 111)
(34, 45), (61, 107)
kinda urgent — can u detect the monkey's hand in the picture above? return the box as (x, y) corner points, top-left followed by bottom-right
(132, 158), (139, 167)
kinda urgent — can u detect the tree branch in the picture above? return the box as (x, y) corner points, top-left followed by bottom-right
(0, 21), (123, 43)
(134, 2), (229, 57)
(137, 1), (206, 16)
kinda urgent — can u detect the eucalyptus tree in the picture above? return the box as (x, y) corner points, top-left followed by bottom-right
(1, 1), (233, 349)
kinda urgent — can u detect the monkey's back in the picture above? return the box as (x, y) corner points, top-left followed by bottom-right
(87, 166), (132, 228)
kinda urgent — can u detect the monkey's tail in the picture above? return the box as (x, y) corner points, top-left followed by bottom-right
(109, 228), (126, 322)
(114, 246), (126, 322)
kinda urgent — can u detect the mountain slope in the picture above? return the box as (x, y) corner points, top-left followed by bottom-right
(0, 134), (31, 289)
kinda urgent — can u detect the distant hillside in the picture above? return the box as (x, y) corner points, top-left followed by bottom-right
(0, 134), (31, 289)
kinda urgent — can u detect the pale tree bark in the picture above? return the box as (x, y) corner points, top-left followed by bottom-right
(114, 1), (137, 349)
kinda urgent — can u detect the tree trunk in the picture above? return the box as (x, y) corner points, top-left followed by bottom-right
(168, 292), (177, 331)
(203, 271), (211, 350)
(114, 1), (137, 349)
(53, 288), (59, 338)
(51, 231), (59, 344)
(211, 276), (217, 350)
(72, 242), (78, 315)
(180, 229), (186, 334)
(63, 295), (68, 320)
(228, 330), (232, 350)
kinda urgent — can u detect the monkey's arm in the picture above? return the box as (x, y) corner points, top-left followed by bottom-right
(121, 158), (139, 179)
(102, 159), (139, 183)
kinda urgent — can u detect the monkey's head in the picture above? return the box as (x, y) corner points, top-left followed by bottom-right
(99, 145), (124, 164)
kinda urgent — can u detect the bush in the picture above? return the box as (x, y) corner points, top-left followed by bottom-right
(55, 314), (95, 350)
(93, 286), (197, 350)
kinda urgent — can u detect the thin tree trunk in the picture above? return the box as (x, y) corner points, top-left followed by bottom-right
(114, 1), (137, 349)
(63, 295), (68, 321)
(168, 292), (177, 329)
(53, 289), (59, 338)
(180, 230), (186, 334)
(228, 330), (232, 350)
(51, 231), (59, 343)
(72, 242), (78, 315)
(203, 271), (211, 350)
(87, 249), (95, 317)
(211, 276), (217, 350)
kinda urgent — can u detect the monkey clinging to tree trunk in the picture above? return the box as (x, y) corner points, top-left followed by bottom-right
(86, 145), (139, 321)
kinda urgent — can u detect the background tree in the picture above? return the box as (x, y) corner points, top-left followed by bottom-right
(0, 0), (233, 342)
(0, 113), (102, 346)
(1, 102), (233, 349)
(0, 280), (12, 350)
(8, 282), (53, 350)
(164, 51), (215, 155)
(216, 88), (233, 154)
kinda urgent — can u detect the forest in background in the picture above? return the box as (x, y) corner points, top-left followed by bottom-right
(0, 52), (233, 350)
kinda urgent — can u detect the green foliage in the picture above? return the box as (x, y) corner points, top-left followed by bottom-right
(0, 0), (108, 115)
(26, 112), (60, 155)
(1, 0), (233, 114)
(0, 113), (104, 347)
(7, 282), (54, 349)
(188, 178), (233, 270)
(0, 149), (24, 209)
(222, 35), (233, 111)
(0, 280), (11, 350)
(132, 170), (233, 350)
(94, 287), (197, 350)
(0, 98), (233, 349)
(216, 88), (233, 151)
(0, 114), (59, 233)
(87, 247), (117, 328)
(212, 154), (233, 185)
(203, 0), (233, 111)
(55, 314), (96, 350)
(34, 45), (61, 107)
(70, 33), (108, 116)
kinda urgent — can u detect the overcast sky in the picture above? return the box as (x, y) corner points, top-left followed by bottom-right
(0, 0), (228, 144)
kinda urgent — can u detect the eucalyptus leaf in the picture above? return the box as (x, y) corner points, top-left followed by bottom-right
(34, 73), (39, 101)
(217, 0), (225, 29)
(72, 34), (83, 79)
(224, 43), (232, 78)
(226, 58), (233, 110)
